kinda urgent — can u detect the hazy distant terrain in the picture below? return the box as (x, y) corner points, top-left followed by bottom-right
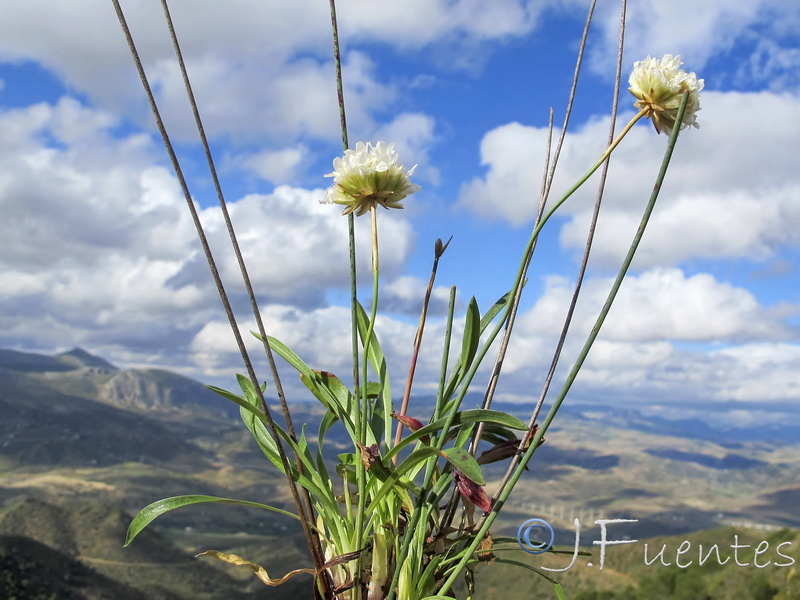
(1, 348), (798, 599)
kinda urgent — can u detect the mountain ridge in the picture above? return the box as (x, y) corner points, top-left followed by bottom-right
(1, 347), (798, 599)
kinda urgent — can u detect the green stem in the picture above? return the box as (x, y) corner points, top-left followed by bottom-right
(436, 93), (690, 598)
(354, 204), (381, 599)
(386, 110), (646, 600)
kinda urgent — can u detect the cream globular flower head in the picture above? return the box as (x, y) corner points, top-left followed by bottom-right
(321, 141), (421, 216)
(628, 54), (704, 135)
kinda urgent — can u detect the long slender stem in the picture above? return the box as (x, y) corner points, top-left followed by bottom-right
(468, 0), (598, 459)
(152, 5), (330, 587)
(352, 204), (380, 600)
(485, 0), (628, 527)
(434, 288), (457, 422)
(109, 1), (328, 591)
(438, 93), (691, 598)
(386, 110), (646, 600)
(328, 0), (359, 395)
(392, 238), (450, 456)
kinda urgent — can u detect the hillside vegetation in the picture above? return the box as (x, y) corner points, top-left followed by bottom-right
(1, 348), (798, 599)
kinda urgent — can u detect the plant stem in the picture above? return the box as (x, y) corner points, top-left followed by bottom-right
(484, 0), (628, 534)
(437, 93), (690, 598)
(393, 238), (450, 458)
(353, 204), (381, 599)
(385, 107), (647, 600)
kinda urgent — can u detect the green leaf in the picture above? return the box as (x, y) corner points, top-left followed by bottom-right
(440, 289), (514, 408)
(553, 581), (568, 600)
(227, 375), (285, 472)
(225, 376), (334, 507)
(337, 452), (358, 466)
(208, 383), (249, 407)
(459, 409), (527, 431)
(253, 332), (355, 432)
(383, 409), (527, 463)
(299, 370), (357, 439)
(478, 289), (513, 332)
(367, 446), (442, 512)
(317, 409), (339, 473)
(460, 297), (481, 374)
(441, 447), (484, 485)
(125, 495), (299, 547)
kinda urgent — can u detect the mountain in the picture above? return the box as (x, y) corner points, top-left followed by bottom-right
(59, 347), (119, 371)
(0, 498), (298, 600)
(1, 347), (798, 599)
(0, 348), (311, 599)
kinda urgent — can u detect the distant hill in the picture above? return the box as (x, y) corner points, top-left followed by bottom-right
(0, 362), (215, 469)
(0, 498), (280, 600)
(0, 347), (115, 373)
(464, 525), (800, 600)
(1, 347), (799, 599)
(59, 347), (119, 371)
(98, 368), (238, 418)
(0, 347), (237, 418)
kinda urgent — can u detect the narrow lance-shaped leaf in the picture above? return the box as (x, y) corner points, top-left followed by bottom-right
(125, 495), (300, 547)
(383, 409), (527, 464)
(440, 289), (516, 407)
(460, 296), (481, 374)
(476, 425), (541, 465)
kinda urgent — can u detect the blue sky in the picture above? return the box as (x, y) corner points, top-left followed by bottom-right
(1, 0), (799, 425)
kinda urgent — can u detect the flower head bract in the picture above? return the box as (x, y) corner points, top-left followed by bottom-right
(322, 141), (421, 216)
(628, 54), (704, 135)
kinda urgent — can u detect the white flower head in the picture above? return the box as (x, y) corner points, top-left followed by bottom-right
(628, 54), (704, 135)
(321, 141), (421, 216)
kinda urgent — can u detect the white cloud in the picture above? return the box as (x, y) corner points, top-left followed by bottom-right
(3, 0), (798, 414)
(372, 113), (438, 185)
(336, 0), (541, 48)
(458, 91), (800, 268)
(0, 0), (546, 145)
(380, 276), (452, 317)
(710, 343), (800, 401)
(0, 96), (415, 372)
(485, 267), (800, 404)
(188, 305), (421, 398)
(197, 186), (414, 300)
(518, 268), (797, 346)
(231, 145), (309, 184)
(735, 36), (800, 92)
(588, 0), (800, 90)
(457, 122), (550, 226)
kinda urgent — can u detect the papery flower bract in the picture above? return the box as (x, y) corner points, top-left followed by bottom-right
(454, 469), (492, 513)
(321, 141), (421, 216)
(628, 54), (704, 135)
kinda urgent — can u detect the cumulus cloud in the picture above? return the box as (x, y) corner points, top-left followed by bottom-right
(232, 145), (310, 183)
(458, 91), (800, 268)
(380, 276), (452, 317)
(3, 0), (798, 413)
(522, 269), (798, 345)
(487, 267), (800, 405)
(0, 96), (415, 371)
(371, 113), (438, 185)
(336, 0), (541, 48)
(0, 0), (549, 146)
(587, 0), (800, 91)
